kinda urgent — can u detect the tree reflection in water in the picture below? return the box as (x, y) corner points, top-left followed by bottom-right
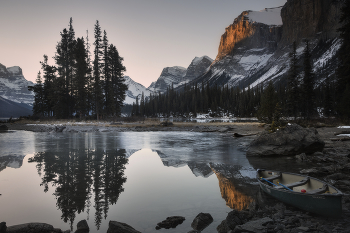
(28, 149), (128, 230)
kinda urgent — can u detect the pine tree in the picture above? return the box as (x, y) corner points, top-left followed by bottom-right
(29, 71), (45, 116)
(336, 0), (350, 119)
(108, 44), (127, 116)
(40, 55), (57, 116)
(301, 40), (315, 119)
(93, 20), (104, 120)
(85, 30), (93, 116)
(257, 81), (277, 123)
(140, 92), (145, 116)
(103, 30), (113, 116)
(287, 41), (301, 118)
(74, 37), (89, 118)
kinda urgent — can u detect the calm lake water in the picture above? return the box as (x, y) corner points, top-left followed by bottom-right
(0, 130), (309, 232)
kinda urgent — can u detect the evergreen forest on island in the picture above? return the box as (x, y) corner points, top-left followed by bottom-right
(29, 18), (127, 120)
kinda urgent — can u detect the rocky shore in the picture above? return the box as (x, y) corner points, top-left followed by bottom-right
(1, 120), (350, 232)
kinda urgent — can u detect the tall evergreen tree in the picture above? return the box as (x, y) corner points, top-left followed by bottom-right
(287, 41), (301, 118)
(40, 55), (57, 116)
(74, 37), (89, 118)
(336, 0), (350, 119)
(301, 40), (315, 119)
(28, 71), (45, 116)
(93, 20), (104, 120)
(108, 44), (127, 116)
(85, 30), (93, 115)
(257, 81), (277, 123)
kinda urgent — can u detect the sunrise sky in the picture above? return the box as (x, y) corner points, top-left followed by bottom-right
(1, 0), (287, 87)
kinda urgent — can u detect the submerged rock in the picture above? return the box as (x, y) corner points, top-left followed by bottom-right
(155, 216), (185, 230)
(75, 220), (89, 233)
(0, 125), (8, 131)
(247, 124), (325, 157)
(190, 213), (213, 231)
(6, 223), (54, 233)
(107, 221), (141, 233)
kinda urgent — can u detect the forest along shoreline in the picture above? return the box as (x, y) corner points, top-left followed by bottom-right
(2, 120), (350, 232)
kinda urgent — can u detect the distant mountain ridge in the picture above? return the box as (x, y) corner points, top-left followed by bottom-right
(148, 56), (213, 93)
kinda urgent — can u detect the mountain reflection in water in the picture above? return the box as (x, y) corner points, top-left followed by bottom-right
(28, 149), (127, 230)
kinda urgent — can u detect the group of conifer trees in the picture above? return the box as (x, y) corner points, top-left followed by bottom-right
(29, 18), (127, 120)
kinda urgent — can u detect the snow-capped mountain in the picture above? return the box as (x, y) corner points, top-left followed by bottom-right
(124, 76), (153, 105)
(177, 0), (343, 90)
(0, 63), (34, 106)
(148, 66), (187, 93)
(148, 56), (213, 93)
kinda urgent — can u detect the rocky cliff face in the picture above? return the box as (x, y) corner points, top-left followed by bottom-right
(180, 0), (343, 91)
(182, 56), (213, 82)
(148, 66), (186, 93)
(216, 8), (283, 61)
(280, 0), (342, 46)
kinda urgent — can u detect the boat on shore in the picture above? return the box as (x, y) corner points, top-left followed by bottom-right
(257, 169), (343, 217)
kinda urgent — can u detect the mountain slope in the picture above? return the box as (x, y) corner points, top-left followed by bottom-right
(0, 63), (34, 106)
(0, 96), (32, 118)
(124, 76), (153, 105)
(179, 0), (343, 91)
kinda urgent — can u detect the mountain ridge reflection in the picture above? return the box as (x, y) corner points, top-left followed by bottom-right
(28, 149), (127, 230)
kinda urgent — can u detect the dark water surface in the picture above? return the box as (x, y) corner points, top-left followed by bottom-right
(0, 130), (310, 232)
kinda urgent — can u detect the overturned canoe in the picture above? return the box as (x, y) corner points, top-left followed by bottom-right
(257, 169), (343, 217)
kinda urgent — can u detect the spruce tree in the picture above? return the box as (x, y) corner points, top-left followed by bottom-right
(301, 40), (315, 119)
(257, 81), (277, 123)
(287, 41), (301, 118)
(108, 44), (127, 116)
(29, 71), (45, 116)
(40, 55), (57, 116)
(336, 0), (350, 119)
(74, 37), (89, 118)
(93, 20), (104, 120)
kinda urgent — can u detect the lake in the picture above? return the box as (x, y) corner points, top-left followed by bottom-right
(0, 130), (307, 232)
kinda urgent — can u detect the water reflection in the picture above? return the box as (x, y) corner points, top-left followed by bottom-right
(28, 149), (127, 230)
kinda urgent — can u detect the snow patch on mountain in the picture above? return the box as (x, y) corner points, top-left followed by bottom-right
(314, 39), (341, 72)
(247, 7), (283, 26)
(124, 76), (153, 105)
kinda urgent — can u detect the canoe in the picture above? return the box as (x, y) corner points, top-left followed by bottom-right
(257, 169), (343, 217)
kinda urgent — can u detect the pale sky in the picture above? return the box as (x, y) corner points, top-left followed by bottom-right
(1, 0), (287, 88)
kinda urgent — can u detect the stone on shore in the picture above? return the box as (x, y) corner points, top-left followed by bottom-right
(226, 209), (249, 230)
(0, 125), (8, 131)
(233, 217), (273, 233)
(190, 213), (213, 231)
(75, 220), (89, 233)
(107, 221), (141, 233)
(55, 125), (66, 132)
(155, 216), (185, 230)
(6, 223), (54, 233)
(247, 124), (325, 156)
(0, 222), (6, 233)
